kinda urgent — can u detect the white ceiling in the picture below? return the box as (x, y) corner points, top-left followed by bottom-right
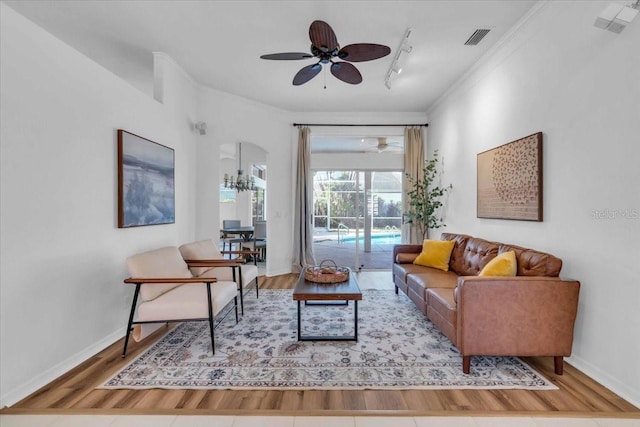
(4, 0), (537, 113)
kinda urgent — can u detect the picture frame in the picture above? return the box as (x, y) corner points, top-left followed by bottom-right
(117, 130), (175, 228)
(477, 132), (543, 221)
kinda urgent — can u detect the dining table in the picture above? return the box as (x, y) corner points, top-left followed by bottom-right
(221, 226), (255, 243)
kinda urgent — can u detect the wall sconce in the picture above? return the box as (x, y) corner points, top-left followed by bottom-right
(194, 121), (207, 135)
(384, 28), (412, 90)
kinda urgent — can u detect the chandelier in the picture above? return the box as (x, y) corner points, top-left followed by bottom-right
(223, 143), (256, 192)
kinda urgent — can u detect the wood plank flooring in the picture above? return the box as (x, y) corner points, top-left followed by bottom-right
(2, 272), (638, 417)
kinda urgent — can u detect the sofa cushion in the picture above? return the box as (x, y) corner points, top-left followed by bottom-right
(498, 244), (562, 277)
(479, 250), (517, 276)
(413, 239), (455, 271)
(452, 237), (499, 276)
(426, 288), (458, 345)
(441, 233), (470, 273)
(126, 246), (192, 302)
(393, 262), (431, 283)
(407, 269), (459, 292)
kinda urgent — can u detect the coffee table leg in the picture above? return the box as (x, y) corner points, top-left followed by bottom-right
(297, 298), (359, 342)
(297, 300), (301, 341)
(354, 300), (358, 341)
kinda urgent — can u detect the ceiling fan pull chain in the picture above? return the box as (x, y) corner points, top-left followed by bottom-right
(323, 67), (327, 89)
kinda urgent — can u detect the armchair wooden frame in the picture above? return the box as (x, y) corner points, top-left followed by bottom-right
(185, 249), (260, 315)
(122, 259), (243, 358)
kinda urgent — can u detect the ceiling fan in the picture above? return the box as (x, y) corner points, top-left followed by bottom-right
(361, 137), (403, 153)
(260, 20), (391, 86)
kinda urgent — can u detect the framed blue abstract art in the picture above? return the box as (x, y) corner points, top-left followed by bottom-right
(117, 130), (175, 228)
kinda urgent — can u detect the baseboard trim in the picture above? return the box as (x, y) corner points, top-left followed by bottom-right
(265, 268), (292, 277)
(567, 354), (640, 408)
(0, 328), (126, 408)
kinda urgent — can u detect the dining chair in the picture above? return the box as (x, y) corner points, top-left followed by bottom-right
(222, 219), (244, 251)
(242, 221), (267, 261)
(122, 246), (240, 357)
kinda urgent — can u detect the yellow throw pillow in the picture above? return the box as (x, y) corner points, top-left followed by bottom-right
(413, 239), (456, 271)
(479, 250), (517, 276)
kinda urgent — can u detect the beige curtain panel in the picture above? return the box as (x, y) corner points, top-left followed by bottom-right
(403, 127), (425, 244)
(292, 126), (316, 271)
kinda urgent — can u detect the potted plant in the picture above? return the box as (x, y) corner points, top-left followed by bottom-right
(404, 150), (452, 241)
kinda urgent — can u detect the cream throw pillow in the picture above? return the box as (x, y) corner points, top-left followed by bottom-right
(413, 239), (455, 271)
(479, 250), (517, 276)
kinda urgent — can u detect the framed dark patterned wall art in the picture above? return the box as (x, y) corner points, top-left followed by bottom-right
(477, 132), (543, 221)
(117, 130), (175, 228)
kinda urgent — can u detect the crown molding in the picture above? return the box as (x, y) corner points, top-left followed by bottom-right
(426, 0), (549, 116)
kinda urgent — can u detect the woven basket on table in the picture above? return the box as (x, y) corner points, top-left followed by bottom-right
(304, 260), (350, 284)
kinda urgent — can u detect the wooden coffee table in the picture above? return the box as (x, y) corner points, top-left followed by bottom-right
(292, 270), (362, 341)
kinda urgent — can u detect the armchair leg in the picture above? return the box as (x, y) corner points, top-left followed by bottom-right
(237, 267), (244, 316)
(554, 356), (564, 375)
(122, 283), (141, 358)
(255, 277), (259, 299)
(462, 355), (471, 374)
(206, 282), (215, 355)
(395, 285), (399, 295)
(235, 296), (239, 323)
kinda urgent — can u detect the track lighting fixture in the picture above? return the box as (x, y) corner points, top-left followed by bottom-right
(594, 0), (639, 33)
(384, 28), (412, 90)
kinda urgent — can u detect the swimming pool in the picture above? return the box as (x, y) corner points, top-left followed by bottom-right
(339, 232), (401, 244)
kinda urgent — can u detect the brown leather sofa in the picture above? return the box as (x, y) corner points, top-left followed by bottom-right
(392, 233), (580, 375)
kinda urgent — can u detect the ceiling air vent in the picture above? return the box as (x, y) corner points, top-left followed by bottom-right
(464, 29), (491, 46)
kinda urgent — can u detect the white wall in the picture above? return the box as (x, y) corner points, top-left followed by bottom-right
(197, 89), (293, 276)
(0, 5), (199, 406)
(426, 1), (640, 405)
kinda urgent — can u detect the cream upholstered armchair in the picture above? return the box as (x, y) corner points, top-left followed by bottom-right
(179, 239), (259, 315)
(122, 246), (240, 357)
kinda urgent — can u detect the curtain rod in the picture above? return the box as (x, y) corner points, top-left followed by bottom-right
(292, 123), (428, 127)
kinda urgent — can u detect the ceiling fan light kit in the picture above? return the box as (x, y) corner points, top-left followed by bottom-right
(360, 137), (403, 153)
(260, 20), (390, 86)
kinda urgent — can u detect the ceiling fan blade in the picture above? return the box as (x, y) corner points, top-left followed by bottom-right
(293, 63), (322, 86)
(260, 52), (314, 60)
(309, 20), (339, 53)
(330, 62), (362, 85)
(338, 44), (391, 62)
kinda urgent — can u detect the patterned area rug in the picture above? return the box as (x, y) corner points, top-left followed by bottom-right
(102, 289), (557, 390)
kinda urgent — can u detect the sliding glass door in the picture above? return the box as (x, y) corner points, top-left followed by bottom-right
(312, 170), (402, 270)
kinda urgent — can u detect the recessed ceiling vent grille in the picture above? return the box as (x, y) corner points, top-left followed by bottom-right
(464, 29), (491, 45)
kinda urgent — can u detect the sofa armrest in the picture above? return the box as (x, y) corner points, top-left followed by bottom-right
(393, 244), (422, 263)
(455, 276), (580, 357)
